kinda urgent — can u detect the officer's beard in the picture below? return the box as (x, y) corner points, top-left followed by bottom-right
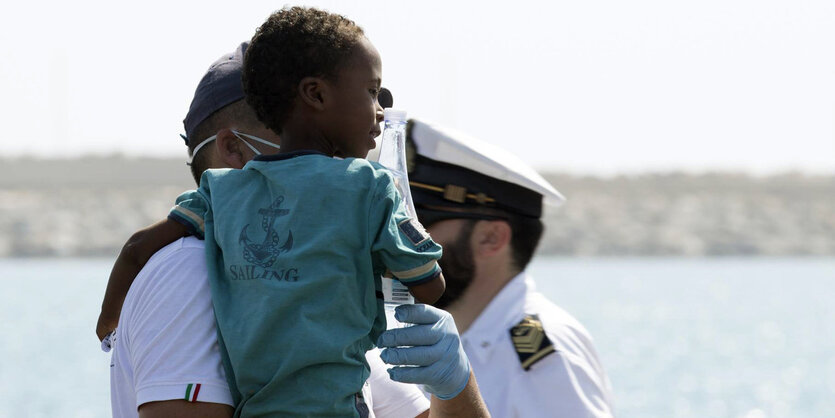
(433, 220), (477, 310)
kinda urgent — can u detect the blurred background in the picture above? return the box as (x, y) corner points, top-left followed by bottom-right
(0, 1), (833, 417)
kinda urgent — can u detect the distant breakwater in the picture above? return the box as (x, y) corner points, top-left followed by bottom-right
(1, 157), (833, 257)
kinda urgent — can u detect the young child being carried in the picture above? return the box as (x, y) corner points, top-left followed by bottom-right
(97, 7), (445, 417)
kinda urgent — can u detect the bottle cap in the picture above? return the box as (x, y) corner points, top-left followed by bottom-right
(379, 87), (394, 109)
(384, 108), (407, 122)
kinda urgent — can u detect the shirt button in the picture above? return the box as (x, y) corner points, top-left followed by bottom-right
(481, 341), (490, 348)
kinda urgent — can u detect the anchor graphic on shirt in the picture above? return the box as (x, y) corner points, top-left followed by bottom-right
(239, 196), (294, 268)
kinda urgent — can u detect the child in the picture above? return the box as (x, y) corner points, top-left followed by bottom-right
(98, 7), (445, 417)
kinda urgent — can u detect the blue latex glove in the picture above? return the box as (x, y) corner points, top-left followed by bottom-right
(377, 304), (471, 400)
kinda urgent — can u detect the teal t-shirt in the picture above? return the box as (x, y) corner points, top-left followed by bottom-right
(168, 152), (442, 417)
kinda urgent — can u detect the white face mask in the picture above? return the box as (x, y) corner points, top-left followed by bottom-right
(187, 130), (281, 165)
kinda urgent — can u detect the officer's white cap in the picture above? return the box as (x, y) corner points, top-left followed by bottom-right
(407, 118), (565, 219)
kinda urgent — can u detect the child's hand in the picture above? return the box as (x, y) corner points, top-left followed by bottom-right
(376, 304), (471, 400)
(407, 272), (445, 305)
(96, 313), (117, 342)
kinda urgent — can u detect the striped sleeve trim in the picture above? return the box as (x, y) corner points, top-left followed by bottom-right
(135, 382), (233, 408)
(173, 205), (204, 232)
(168, 207), (204, 239)
(391, 261), (440, 282)
(398, 268), (441, 287)
(184, 383), (202, 402)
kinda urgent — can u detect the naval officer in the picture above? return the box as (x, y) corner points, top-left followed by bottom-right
(404, 120), (615, 417)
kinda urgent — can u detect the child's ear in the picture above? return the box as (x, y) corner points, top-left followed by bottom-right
(298, 77), (327, 110)
(214, 129), (247, 169)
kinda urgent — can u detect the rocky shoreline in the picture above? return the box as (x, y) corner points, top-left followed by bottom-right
(1, 157), (832, 257)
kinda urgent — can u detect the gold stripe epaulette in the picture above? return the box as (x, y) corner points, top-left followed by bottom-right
(510, 314), (556, 371)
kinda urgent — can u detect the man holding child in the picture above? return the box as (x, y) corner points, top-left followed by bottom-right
(106, 9), (487, 417)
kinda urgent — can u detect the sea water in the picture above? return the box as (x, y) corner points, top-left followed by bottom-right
(0, 257), (833, 417)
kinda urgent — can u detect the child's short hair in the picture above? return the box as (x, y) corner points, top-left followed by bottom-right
(243, 6), (366, 135)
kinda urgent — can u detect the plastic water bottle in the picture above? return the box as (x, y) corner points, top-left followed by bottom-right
(376, 108), (415, 328)
(377, 109), (416, 217)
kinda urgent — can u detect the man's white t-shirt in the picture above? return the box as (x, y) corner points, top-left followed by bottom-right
(109, 237), (429, 418)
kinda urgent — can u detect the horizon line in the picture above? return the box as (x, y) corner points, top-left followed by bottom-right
(1, 152), (833, 178)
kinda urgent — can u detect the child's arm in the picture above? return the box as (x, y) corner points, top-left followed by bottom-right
(408, 272), (446, 305)
(96, 218), (190, 341)
(371, 175), (446, 305)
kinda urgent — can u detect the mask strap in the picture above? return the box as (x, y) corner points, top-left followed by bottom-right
(232, 130), (281, 151)
(231, 131), (262, 156)
(186, 135), (217, 165)
(186, 131), (280, 165)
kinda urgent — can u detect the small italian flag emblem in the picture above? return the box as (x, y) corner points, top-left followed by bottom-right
(184, 383), (202, 402)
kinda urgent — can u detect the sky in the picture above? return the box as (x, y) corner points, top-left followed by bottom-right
(0, 0), (833, 174)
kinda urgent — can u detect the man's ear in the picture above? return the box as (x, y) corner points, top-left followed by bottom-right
(472, 220), (512, 257)
(298, 77), (327, 110)
(213, 128), (246, 169)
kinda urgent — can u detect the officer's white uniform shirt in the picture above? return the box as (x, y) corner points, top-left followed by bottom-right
(461, 272), (614, 417)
